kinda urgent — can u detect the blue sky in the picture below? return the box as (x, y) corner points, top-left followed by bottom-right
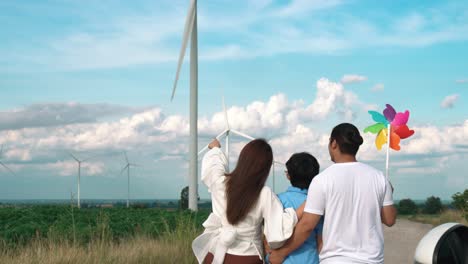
(0, 0), (467, 201)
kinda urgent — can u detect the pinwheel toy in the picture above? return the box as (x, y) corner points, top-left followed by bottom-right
(364, 104), (415, 178)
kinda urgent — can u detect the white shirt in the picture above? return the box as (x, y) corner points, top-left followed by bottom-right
(192, 147), (298, 264)
(304, 162), (394, 264)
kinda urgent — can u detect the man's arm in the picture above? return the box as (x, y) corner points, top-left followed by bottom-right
(316, 234), (323, 253)
(381, 179), (396, 227)
(269, 212), (322, 264)
(381, 205), (397, 227)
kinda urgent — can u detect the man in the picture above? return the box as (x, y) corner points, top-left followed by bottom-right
(270, 123), (397, 264)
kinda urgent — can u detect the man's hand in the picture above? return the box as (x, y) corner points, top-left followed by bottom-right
(208, 139), (221, 149)
(269, 250), (286, 264)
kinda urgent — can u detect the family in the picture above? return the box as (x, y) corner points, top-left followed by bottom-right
(192, 123), (397, 264)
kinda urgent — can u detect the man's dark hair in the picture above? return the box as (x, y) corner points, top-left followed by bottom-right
(285, 152), (319, 190)
(330, 123), (364, 155)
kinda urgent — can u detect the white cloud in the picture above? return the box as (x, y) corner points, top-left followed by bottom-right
(340, 74), (368, 84)
(0, 103), (139, 130)
(3, 148), (31, 161)
(403, 121), (468, 154)
(46, 160), (105, 176)
(371, 83), (384, 92)
(440, 94), (459, 109)
(0, 79), (467, 201)
(273, 0), (343, 17)
(456, 79), (468, 83)
(393, 13), (426, 33)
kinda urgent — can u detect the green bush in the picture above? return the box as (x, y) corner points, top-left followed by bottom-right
(423, 196), (443, 214)
(398, 198), (418, 215)
(452, 189), (468, 220)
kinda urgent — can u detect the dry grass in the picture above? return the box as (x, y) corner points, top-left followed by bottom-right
(0, 212), (201, 264)
(0, 236), (197, 264)
(407, 209), (468, 226)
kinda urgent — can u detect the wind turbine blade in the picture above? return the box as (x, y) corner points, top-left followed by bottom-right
(124, 151), (129, 164)
(120, 165), (129, 175)
(198, 129), (228, 155)
(69, 152), (80, 162)
(0, 161), (16, 176)
(222, 96), (231, 130)
(171, 0), (196, 101)
(231, 129), (255, 140)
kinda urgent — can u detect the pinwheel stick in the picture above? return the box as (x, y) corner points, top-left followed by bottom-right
(385, 124), (391, 179)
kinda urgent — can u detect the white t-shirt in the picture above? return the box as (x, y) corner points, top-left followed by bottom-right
(304, 162), (394, 264)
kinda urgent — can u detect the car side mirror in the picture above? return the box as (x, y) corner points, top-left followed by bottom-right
(414, 222), (468, 264)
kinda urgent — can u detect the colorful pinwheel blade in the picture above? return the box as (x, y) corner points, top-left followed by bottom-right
(369, 111), (389, 125)
(364, 123), (386, 134)
(390, 131), (401, 151)
(375, 129), (387, 150)
(391, 110), (410, 126)
(394, 125), (415, 139)
(383, 104), (396, 123)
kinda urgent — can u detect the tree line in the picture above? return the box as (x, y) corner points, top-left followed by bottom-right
(397, 189), (467, 219)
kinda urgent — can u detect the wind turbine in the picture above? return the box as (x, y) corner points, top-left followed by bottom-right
(171, 0), (199, 211)
(120, 151), (139, 208)
(198, 97), (255, 171)
(69, 152), (99, 208)
(69, 153), (98, 208)
(197, 100), (285, 192)
(0, 145), (16, 176)
(69, 153), (85, 208)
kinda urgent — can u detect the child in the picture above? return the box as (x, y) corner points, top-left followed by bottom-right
(267, 152), (323, 264)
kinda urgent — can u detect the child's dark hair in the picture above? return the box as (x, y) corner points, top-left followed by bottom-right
(330, 123), (364, 155)
(285, 152), (319, 190)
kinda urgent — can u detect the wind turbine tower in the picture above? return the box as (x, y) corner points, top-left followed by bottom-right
(121, 151), (138, 208)
(171, 0), (199, 211)
(70, 153), (89, 208)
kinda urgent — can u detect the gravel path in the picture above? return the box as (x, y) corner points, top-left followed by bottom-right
(384, 219), (433, 264)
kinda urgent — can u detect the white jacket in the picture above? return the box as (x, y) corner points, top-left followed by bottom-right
(192, 147), (298, 264)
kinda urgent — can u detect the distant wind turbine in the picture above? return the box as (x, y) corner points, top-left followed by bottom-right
(70, 153), (86, 209)
(0, 145), (16, 176)
(121, 151), (139, 208)
(171, 0), (199, 211)
(272, 161), (285, 193)
(69, 150), (123, 208)
(69, 152), (102, 209)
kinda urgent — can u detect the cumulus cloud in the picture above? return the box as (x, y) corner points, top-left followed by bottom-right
(0, 103), (140, 130)
(440, 94), (459, 109)
(371, 83), (384, 92)
(340, 74), (368, 84)
(455, 79), (467, 83)
(46, 160), (105, 176)
(0, 78), (467, 201)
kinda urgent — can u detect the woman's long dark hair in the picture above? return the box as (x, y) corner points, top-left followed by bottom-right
(225, 139), (273, 225)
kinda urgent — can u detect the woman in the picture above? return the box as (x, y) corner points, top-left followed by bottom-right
(192, 138), (299, 264)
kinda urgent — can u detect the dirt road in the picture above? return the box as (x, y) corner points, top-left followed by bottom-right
(384, 219), (433, 264)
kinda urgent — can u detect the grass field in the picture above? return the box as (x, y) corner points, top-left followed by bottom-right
(0, 205), (208, 263)
(404, 209), (468, 226)
(1, 205), (466, 263)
